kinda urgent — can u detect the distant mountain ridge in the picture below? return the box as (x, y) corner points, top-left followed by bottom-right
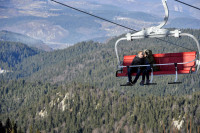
(0, 0), (200, 49)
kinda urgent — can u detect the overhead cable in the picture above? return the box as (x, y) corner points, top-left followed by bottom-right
(50, 0), (195, 51)
(174, 0), (200, 11)
(50, 0), (137, 31)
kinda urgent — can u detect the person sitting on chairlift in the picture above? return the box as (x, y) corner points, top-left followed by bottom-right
(140, 49), (159, 85)
(126, 51), (146, 86)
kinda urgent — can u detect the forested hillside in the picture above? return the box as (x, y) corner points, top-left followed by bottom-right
(0, 29), (200, 132)
(2, 29), (200, 95)
(0, 41), (42, 69)
(0, 80), (199, 133)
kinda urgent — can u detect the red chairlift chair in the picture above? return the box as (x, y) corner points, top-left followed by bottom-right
(115, 0), (200, 85)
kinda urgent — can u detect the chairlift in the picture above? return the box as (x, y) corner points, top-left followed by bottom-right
(50, 0), (199, 85)
(115, 0), (200, 85)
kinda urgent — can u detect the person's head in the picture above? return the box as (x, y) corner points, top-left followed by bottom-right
(143, 52), (147, 57)
(143, 49), (152, 57)
(137, 51), (144, 58)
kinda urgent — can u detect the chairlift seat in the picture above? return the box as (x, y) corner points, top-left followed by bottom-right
(116, 51), (196, 77)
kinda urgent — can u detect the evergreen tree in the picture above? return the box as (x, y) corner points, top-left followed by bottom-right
(5, 118), (12, 133)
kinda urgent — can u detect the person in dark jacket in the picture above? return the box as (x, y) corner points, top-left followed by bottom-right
(140, 49), (159, 85)
(143, 49), (159, 71)
(140, 51), (151, 85)
(126, 51), (146, 85)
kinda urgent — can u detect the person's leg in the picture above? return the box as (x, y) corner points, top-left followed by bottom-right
(133, 68), (142, 83)
(146, 70), (150, 84)
(140, 69), (147, 85)
(146, 70), (150, 80)
(142, 69), (147, 81)
(127, 67), (132, 82)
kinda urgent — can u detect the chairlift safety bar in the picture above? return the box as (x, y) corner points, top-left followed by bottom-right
(118, 59), (196, 68)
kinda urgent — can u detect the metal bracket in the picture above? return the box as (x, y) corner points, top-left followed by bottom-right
(168, 63), (182, 84)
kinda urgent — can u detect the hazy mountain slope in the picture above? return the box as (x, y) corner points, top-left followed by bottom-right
(167, 17), (200, 29)
(89, 0), (200, 20)
(1, 0), (199, 49)
(0, 30), (52, 51)
(0, 7), (162, 45)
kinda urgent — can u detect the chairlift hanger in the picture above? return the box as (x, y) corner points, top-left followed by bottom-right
(115, 0), (200, 85)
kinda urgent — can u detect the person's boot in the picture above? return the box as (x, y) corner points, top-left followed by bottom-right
(125, 82), (133, 86)
(146, 80), (150, 85)
(131, 80), (136, 85)
(140, 80), (145, 86)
